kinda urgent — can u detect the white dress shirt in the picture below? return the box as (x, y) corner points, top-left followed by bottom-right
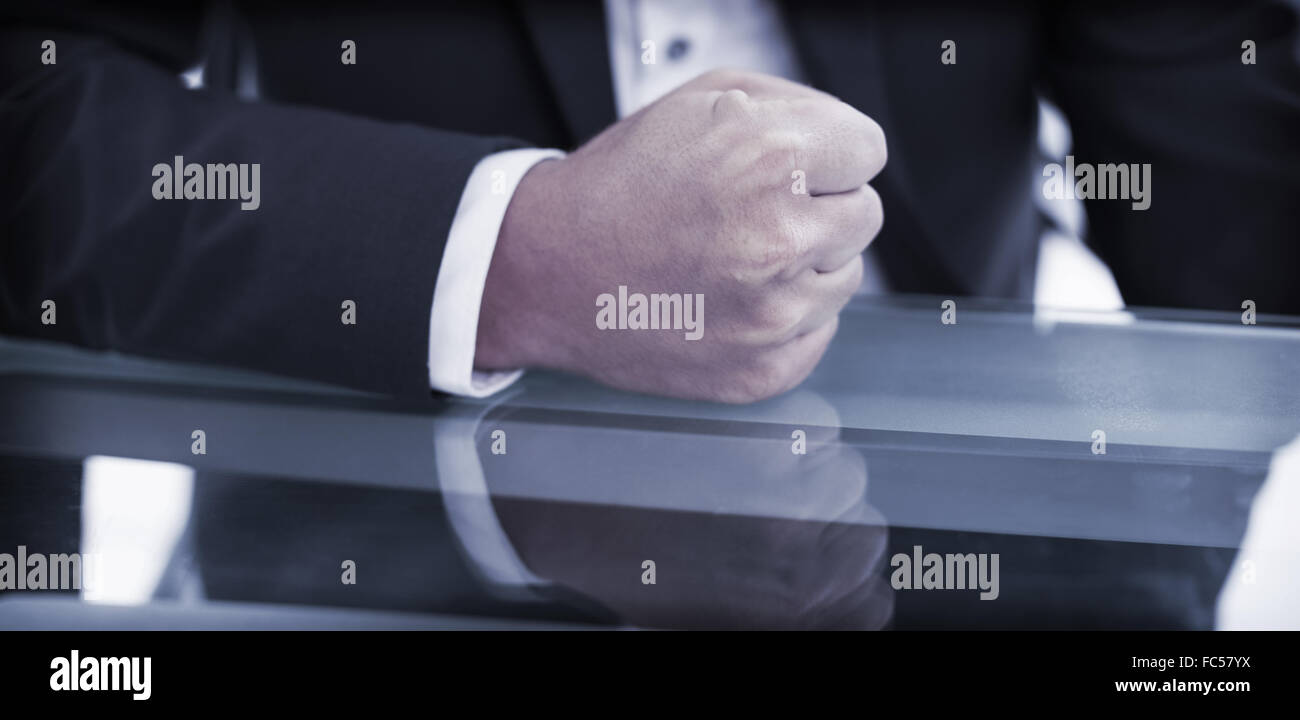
(427, 0), (888, 398)
(428, 147), (562, 397)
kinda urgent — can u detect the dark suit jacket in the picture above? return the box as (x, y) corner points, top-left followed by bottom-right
(3, 0), (1298, 398)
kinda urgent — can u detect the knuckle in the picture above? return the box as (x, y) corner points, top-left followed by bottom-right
(770, 211), (811, 263)
(764, 129), (807, 172)
(830, 185), (882, 249)
(856, 114), (888, 174)
(758, 238), (799, 274)
(858, 184), (884, 237)
(727, 359), (789, 403)
(751, 295), (806, 341)
(839, 255), (866, 298)
(739, 130), (804, 183)
(710, 87), (752, 119)
(730, 213), (802, 279)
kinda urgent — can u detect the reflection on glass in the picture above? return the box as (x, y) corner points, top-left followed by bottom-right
(81, 456), (194, 606)
(464, 390), (895, 629)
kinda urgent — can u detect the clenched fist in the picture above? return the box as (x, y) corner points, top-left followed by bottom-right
(476, 69), (886, 402)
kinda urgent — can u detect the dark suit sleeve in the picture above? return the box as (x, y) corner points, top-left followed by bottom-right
(0, 9), (524, 398)
(1045, 0), (1300, 314)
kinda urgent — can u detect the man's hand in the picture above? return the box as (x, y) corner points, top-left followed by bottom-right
(476, 69), (887, 403)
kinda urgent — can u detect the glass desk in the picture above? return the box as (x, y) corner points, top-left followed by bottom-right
(2, 296), (1298, 629)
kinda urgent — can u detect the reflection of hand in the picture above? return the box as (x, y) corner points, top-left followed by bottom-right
(484, 392), (893, 629)
(475, 69), (886, 403)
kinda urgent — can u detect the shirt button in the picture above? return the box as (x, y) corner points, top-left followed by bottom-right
(666, 36), (691, 61)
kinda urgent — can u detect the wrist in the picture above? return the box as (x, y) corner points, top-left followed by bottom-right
(475, 157), (574, 372)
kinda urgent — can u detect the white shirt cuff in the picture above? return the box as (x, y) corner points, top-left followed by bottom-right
(428, 148), (565, 397)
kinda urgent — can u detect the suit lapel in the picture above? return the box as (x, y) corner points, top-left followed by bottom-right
(517, 0), (618, 146)
(781, 1), (961, 294)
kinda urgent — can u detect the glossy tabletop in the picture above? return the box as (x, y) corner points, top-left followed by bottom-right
(2, 296), (1298, 629)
